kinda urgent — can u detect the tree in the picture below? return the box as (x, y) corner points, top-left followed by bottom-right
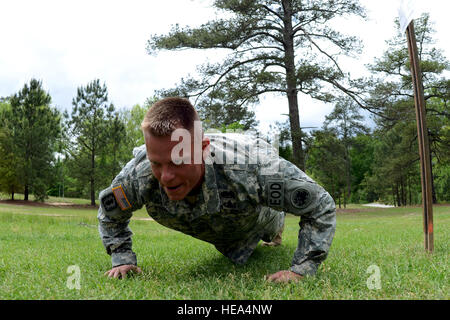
(122, 97), (158, 150)
(0, 100), (23, 200)
(8, 79), (61, 201)
(365, 123), (421, 206)
(323, 97), (368, 202)
(147, 0), (366, 170)
(124, 103), (148, 148)
(348, 133), (376, 203)
(267, 118), (294, 162)
(364, 14), (450, 204)
(306, 129), (346, 207)
(65, 79), (117, 205)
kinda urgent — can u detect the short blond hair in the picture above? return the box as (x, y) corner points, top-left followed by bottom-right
(141, 97), (200, 136)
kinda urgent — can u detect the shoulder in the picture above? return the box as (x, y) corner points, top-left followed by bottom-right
(206, 132), (275, 167)
(133, 145), (152, 177)
(113, 144), (153, 184)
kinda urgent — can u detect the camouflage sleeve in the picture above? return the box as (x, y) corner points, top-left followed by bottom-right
(259, 157), (336, 276)
(97, 147), (152, 268)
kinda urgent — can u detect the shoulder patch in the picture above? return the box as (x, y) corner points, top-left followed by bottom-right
(290, 187), (312, 209)
(101, 193), (118, 212)
(267, 179), (284, 208)
(112, 185), (132, 211)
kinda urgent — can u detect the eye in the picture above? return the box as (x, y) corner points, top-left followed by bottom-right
(150, 161), (161, 168)
(170, 161), (182, 167)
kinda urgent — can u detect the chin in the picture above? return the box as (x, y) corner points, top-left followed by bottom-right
(167, 194), (186, 201)
(164, 187), (188, 201)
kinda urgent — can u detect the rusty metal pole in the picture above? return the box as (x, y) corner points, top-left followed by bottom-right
(405, 20), (434, 253)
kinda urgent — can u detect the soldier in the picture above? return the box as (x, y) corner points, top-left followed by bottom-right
(98, 97), (336, 283)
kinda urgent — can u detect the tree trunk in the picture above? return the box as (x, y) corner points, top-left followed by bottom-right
(345, 152), (351, 203)
(24, 184), (29, 201)
(282, 0), (304, 171)
(408, 176), (412, 205)
(90, 149), (96, 206)
(343, 188), (347, 209)
(429, 152), (437, 204)
(392, 188), (396, 207)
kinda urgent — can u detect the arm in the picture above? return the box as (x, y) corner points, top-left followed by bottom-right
(98, 147), (152, 270)
(260, 157), (336, 277)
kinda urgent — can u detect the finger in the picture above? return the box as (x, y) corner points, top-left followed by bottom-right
(113, 269), (121, 279)
(266, 273), (279, 282)
(105, 269), (115, 277)
(271, 275), (284, 283)
(120, 269), (128, 279)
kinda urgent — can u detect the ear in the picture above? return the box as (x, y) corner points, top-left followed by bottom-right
(202, 136), (211, 161)
(202, 136), (210, 151)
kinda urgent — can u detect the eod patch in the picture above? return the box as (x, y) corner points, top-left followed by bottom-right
(267, 179), (284, 208)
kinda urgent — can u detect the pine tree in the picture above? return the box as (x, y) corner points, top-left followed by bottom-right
(323, 97), (369, 203)
(0, 100), (23, 200)
(65, 79), (117, 205)
(147, 0), (366, 170)
(8, 79), (61, 201)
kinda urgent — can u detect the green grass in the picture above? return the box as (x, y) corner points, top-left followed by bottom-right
(0, 201), (448, 299)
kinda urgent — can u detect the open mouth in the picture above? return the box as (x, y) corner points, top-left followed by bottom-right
(166, 184), (182, 191)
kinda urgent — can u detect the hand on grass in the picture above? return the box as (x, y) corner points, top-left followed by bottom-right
(104, 264), (142, 279)
(266, 270), (303, 283)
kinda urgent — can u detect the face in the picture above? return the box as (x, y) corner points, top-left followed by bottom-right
(144, 129), (210, 201)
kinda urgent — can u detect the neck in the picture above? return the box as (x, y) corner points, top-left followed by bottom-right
(189, 163), (205, 195)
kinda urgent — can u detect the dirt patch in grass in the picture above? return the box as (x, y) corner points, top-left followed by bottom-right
(0, 200), (98, 210)
(336, 208), (376, 214)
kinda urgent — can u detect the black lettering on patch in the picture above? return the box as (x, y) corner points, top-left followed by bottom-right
(268, 180), (284, 208)
(219, 189), (238, 210)
(222, 199), (237, 209)
(291, 187), (312, 209)
(102, 193), (118, 212)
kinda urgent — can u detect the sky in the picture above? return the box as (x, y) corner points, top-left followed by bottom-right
(0, 0), (449, 133)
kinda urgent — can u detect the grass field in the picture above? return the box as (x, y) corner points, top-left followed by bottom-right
(0, 198), (448, 300)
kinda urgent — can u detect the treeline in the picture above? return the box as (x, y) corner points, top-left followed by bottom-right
(0, 79), (153, 205)
(0, 12), (448, 207)
(275, 15), (450, 207)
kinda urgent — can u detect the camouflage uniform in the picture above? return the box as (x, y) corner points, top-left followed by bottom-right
(98, 133), (336, 276)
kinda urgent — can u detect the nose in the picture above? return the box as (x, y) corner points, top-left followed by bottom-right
(160, 165), (175, 185)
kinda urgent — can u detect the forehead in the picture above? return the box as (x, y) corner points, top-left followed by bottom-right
(144, 131), (193, 163)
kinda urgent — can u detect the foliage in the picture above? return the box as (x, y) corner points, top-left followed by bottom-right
(147, 0), (366, 169)
(6, 79), (61, 201)
(64, 79), (122, 205)
(306, 129), (346, 207)
(0, 100), (23, 199)
(323, 97), (369, 203)
(361, 14), (450, 204)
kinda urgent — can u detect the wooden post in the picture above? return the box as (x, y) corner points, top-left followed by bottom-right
(405, 20), (434, 253)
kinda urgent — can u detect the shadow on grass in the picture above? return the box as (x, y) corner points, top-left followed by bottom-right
(181, 243), (295, 281)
